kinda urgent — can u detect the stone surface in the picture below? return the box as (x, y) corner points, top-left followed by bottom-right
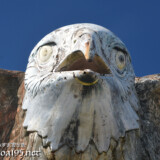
(0, 69), (159, 160)
(135, 74), (160, 160)
(0, 69), (23, 145)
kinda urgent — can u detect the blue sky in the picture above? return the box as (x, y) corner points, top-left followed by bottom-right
(0, 0), (159, 77)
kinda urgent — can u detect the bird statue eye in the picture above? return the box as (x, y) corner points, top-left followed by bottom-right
(115, 51), (126, 70)
(37, 45), (53, 62)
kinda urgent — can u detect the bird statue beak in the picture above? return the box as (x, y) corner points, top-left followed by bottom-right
(55, 39), (111, 86)
(74, 41), (105, 86)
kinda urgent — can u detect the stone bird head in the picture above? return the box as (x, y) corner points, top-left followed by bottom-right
(22, 23), (139, 153)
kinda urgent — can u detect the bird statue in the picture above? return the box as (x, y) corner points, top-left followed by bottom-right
(0, 23), (160, 160)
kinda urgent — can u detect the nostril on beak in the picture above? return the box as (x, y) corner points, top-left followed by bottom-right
(87, 59), (93, 62)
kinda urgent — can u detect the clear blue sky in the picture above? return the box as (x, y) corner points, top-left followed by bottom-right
(0, 0), (159, 77)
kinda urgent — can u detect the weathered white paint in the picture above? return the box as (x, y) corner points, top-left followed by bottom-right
(23, 23), (140, 153)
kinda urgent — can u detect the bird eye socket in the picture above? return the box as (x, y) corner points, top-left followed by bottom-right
(115, 51), (126, 70)
(38, 45), (53, 62)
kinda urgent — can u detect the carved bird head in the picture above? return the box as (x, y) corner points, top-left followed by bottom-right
(23, 23), (139, 153)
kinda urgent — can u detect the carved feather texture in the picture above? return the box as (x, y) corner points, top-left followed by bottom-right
(23, 23), (140, 153)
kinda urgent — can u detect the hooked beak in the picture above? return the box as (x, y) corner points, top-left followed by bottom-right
(55, 39), (111, 86)
(55, 42), (111, 75)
